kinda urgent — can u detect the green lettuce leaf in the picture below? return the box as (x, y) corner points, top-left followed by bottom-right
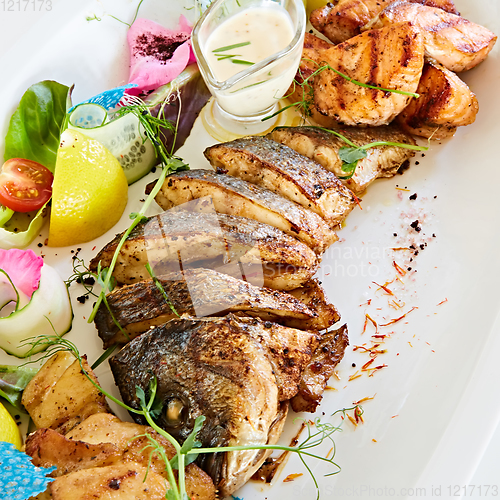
(4, 80), (71, 172)
(0, 364), (38, 410)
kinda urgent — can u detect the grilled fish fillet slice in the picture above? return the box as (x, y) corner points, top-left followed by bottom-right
(313, 23), (424, 126)
(205, 136), (356, 228)
(310, 0), (459, 44)
(94, 268), (319, 348)
(150, 170), (338, 254)
(90, 211), (319, 290)
(366, 1), (497, 72)
(291, 324), (349, 413)
(396, 59), (479, 140)
(110, 315), (317, 496)
(269, 125), (416, 194)
(287, 279), (341, 331)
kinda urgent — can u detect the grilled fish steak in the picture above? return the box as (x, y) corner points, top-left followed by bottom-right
(94, 268), (319, 348)
(291, 325), (349, 413)
(396, 59), (479, 140)
(313, 23), (425, 126)
(269, 125), (416, 194)
(310, 0), (459, 44)
(149, 170), (338, 254)
(366, 1), (497, 72)
(90, 211), (319, 290)
(288, 279), (341, 331)
(110, 315), (318, 496)
(205, 136), (356, 227)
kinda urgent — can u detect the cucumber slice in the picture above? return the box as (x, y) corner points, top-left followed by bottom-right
(68, 103), (158, 184)
(0, 264), (73, 358)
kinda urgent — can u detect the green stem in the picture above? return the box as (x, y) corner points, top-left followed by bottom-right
(143, 410), (183, 500)
(88, 165), (171, 323)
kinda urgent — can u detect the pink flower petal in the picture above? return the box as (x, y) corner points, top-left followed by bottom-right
(127, 16), (194, 95)
(0, 249), (43, 297)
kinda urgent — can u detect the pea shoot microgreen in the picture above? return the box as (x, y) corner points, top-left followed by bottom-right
(86, 0), (145, 27)
(145, 263), (180, 317)
(264, 57), (420, 124)
(22, 334), (360, 500)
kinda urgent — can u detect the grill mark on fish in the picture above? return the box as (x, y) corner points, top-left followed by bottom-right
(396, 58), (478, 139)
(204, 136), (356, 228)
(310, 0), (459, 45)
(366, 1), (497, 72)
(312, 23), (424, 126)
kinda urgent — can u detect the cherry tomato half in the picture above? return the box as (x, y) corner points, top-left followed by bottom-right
(0, 158), (53, 213)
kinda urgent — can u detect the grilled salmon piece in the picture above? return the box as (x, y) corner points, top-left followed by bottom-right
(310, 0), (459, 44)
(313, 23), (424, 126)
(151, 170), (338, 254)
(396, 59), (479, 140)
(269, 125), (416, 194)
(205, 136), (356, 228)
(366, 1), (497, 72)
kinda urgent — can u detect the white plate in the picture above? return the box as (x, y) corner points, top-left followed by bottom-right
(0, 1), (499, 499)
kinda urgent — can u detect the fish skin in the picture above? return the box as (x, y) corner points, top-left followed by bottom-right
(366, 1), (497, 72)
(90, 210), (319, 290)
(313, 23), (425, 126)
(151, 169), (338, 254)
(110, 314), (317, 496)
(269, 125), (416, 194)
(94, 268), (319, 348)
(396, 58), (479, 140)
(205, 136), (356, 227)
(291, 325), (349, 413)
(287, 279), (342, 331)
(310, 0), (459, 44)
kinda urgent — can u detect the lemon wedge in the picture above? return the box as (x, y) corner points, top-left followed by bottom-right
(48, 129), (128, 247)
(0, 401), (22, 449)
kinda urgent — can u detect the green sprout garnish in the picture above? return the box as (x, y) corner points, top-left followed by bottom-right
(271, 125), (429, 179)
(144, 263), (180, 318)
(22, 334), (360, 500)
(264, 57), (419, 124)
(87, 97), (189, 324)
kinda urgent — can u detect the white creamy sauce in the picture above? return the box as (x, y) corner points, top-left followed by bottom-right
(201, 3), (302, 117)
(204, 5), (294, 82)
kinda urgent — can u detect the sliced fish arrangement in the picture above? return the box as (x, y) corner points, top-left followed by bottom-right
(87, 2), (496, 496)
